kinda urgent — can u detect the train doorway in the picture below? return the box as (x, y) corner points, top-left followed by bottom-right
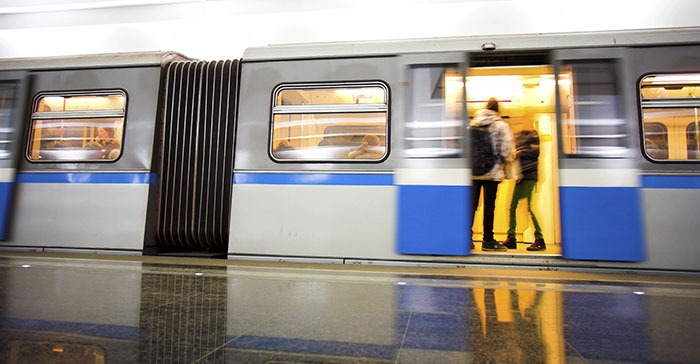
(467, 59), (561, 255)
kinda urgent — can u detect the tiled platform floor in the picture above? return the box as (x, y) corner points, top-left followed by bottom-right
(1, 252), (699, 363)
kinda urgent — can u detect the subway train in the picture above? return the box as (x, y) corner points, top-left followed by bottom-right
(0, 27), (698, 272)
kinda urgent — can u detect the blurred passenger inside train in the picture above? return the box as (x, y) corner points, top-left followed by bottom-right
(347, 134), (383, 159)
(469, 97), (514, 252)
(84, 127), (120, 159)
(275, 140), (294, 151)
(504, 129), (546, 251)
(39, 126), (74, 159)
(41, 126), (72, 150)
(272, 140), (296, 158)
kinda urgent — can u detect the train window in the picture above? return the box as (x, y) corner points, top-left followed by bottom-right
(27, 91), (126, 162)
(0, 83), (17, 160)
(640, 74), (700, 161)
(405, 65), (463, 158)
(643, 123), (669, 160)
(271, 83), (388, 161)
(559, 60), (628, 157)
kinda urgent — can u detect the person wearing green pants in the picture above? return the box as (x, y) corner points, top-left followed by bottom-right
(503, 130), (546, 251)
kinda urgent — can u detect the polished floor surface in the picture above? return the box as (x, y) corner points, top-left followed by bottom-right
(1, 252), (699, 364)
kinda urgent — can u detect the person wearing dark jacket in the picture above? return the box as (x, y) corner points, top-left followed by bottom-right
(503, 129), (545, 251)
(84, 127), (120, 159)
(469, 98), (514, 252)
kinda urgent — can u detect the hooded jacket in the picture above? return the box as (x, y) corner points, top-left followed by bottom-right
(469, 109), (514, 181)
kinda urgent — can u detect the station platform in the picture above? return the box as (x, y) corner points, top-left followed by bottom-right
(1, 252), (699, 363)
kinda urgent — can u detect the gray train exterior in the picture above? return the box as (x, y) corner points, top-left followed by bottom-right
(0, 52), (186, 254)
(0, 28), (699, 272)
(231, 28), (700, 272)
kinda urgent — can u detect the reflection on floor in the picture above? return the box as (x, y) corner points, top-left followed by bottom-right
(1, 252), (699, 363)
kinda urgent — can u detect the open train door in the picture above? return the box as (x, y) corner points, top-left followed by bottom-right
(396, 53), (471, 255)
(0, 71), (27, 240)
(554, 48), (645, 261)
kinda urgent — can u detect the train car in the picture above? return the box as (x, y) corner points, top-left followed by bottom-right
(0, 52), (190, 254)
(0, 28), (699, 272)
(229, 27), (700, 272)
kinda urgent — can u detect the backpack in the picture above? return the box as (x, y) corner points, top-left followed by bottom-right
(469, 124), (497, 176)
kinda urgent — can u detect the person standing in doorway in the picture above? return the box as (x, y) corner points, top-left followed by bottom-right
(469, 98), (514, 251)
(503, 129), (546, 251)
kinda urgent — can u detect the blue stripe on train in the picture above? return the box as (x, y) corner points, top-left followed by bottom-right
(0, 182), (13, 240)
(15, 172), (155, 184)
(397, 185), (469, 255)
(233, 172), (393, 186)
(641, 175), (700, 189)
(560, 186), (645, 261)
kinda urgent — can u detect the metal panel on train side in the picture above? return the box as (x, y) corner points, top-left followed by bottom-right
(7, 66), (162, 252)
(231, 56), (403, 260)
(632, 45), (700, 271)
(0, 71), (28, 240)
(18, 67), (160, 171)
(554, 48), (645, 262)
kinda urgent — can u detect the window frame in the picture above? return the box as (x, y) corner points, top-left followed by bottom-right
(269, 81), (390, 163)
(642, 122), (669, 161)
(26, 90), (127, 163)
(638, 73), (700, 163)
(686, 122), (700, 160)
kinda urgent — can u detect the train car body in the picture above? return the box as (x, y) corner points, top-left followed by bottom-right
(0, 28), (699, 272)
(230, 28), (700, 271)
(0, 52), (188, 253)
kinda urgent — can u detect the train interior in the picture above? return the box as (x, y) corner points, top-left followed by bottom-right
(271, 85), (388, 161)
(640, 74), (700, 161)
(466, 63), (562, 255)
(27, 93), (125, 162)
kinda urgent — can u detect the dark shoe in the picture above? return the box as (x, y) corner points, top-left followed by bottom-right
(503, 236), (517, 249)
(482, 240), (508, 252)
(527, 238), (546, 251)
